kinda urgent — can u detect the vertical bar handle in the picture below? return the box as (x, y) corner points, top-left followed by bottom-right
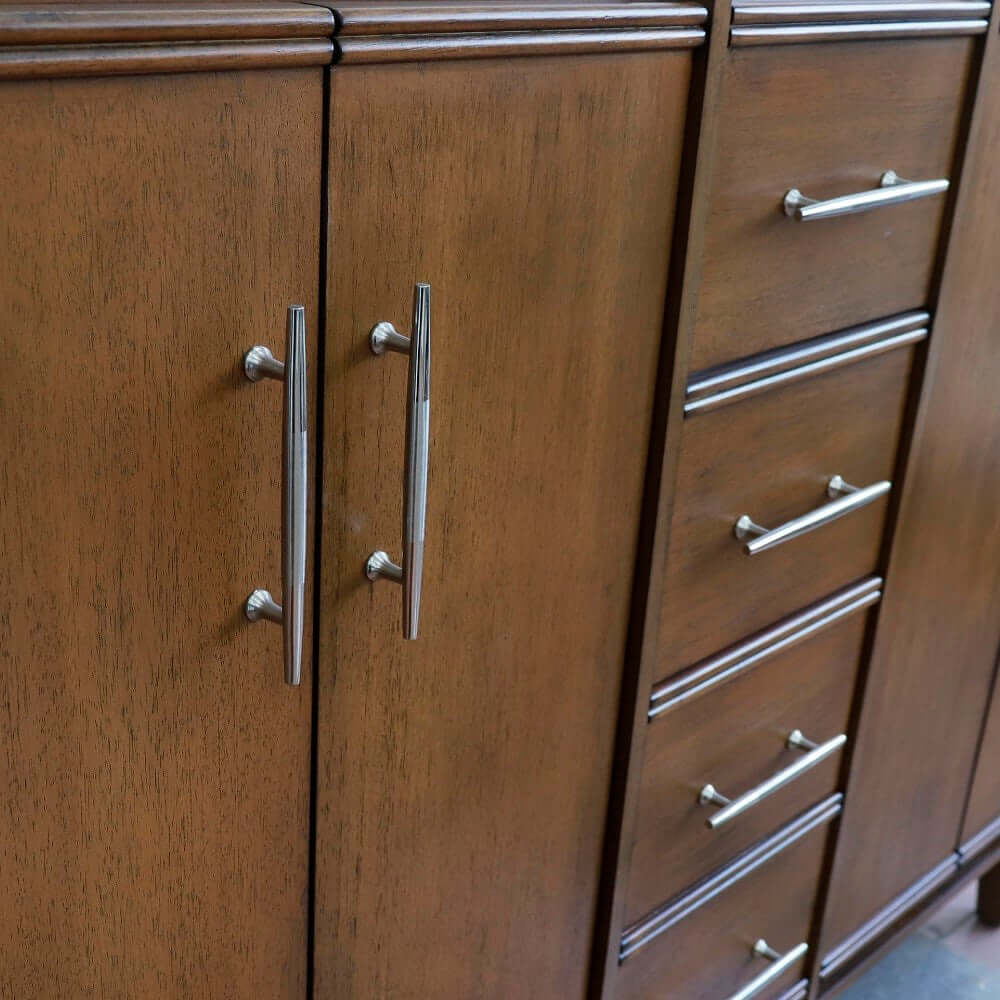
(242, 305), (308, 686)
(366, 283), (431, 640)
(724, 940), (808, 1000)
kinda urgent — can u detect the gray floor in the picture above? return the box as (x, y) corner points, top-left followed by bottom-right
(841, 885), (1000, 999)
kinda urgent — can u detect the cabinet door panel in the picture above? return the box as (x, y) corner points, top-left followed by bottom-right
(0, 71), (321, 998)
(816, 42), (1000, 966)
(962, 657), (1000, 847)
(315, 54), (691, 999)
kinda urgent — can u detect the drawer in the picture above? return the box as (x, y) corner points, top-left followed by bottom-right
(655, 336), (916, 680)
(692, 37), (975, 371)
(617, 796), (839, 1000)
(624, 579), (877, 924)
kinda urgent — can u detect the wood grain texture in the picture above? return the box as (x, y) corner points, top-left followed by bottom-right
(691, 38), (974, 371)
(963, 654), (1000, 845)
(0, 70), (322, 998)
(655, 343), (915, 680)
(314, 53), (693, 1000)
(814, 23), (1000, 973)
(624, 604), (868, 923)
(617, 798), (839, 999)
(0, 2), (334, 44)
(0, 38), (334, 78)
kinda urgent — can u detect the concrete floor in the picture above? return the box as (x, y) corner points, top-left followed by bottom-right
(841, 884), (1000, 998)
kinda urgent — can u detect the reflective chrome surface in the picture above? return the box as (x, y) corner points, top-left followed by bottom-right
(242, 305), (308, 686)
(699, 731), (848, 829)
(366, 283), (431, 641)
(734, 476), (892, 555)
(784, 170), (949, 221)
(724, 941), (809, 1000)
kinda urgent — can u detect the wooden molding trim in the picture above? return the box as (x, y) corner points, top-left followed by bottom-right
(732, 17), (987, 44)
(732, 0), (990, 26)
(333, 2), (708, 35)
(0, 38), (334, 78)
(620, 795), (843, 961)
(685, 311), (928, 416)
(649, 577), (882, 719)
(326, 2), (708, 61)
(819, 854), (959, 980)
(776, 980), (810, 1000)
(959, 813), (1000, 864)
(0, 3), (334, 44)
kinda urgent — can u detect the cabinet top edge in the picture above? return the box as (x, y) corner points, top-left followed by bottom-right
(0, 2), (335, 46)
(329, 2), (708, 36)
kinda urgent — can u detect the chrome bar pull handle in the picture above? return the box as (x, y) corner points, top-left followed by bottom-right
(366, 283), (431, 640)
(243, 305), (308, 686)
(784, 170), (948, 222)
(698, 731), (847, 830)
(734, 475), (890, 556)
(724, 940), (809, 1000)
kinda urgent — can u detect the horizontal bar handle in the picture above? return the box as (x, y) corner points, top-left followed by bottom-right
(725, 940), (809, 1000)
(699, 730), (847, 830)
(784, 170), (948, 221)
(734, 475), (890, 556)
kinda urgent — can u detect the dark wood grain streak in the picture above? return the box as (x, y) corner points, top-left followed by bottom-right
(314, 52), (693, 1000)
(0, 69), (323, 998)
(336, 27), (704, 62)
(813, 11), (1000, 976)
(333, 1), (708, 34)
(0, 38), (334, 78)
(0, 2), (334, 44)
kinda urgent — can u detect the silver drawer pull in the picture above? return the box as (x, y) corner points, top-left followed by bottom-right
(784, 170), (948, 222)
(698, 730), (847, 830)
(366, 283), (431, 640)
(243, 305), (309, 686)
(734, 475), (890, 556)
(725, 940), (809, 1000)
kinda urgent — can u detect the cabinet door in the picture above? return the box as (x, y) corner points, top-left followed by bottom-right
(816, 35), (1000, 969)
(962, 657), (1000, 847)
(315, 52), (692, 999)
(0, 71), (321, 997)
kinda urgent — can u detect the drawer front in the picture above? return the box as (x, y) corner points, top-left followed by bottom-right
(655, 342), (915, 681)
(625, 587), (873, 923)
(692, 38), (974, 371)
(617, 798), (838, 1000)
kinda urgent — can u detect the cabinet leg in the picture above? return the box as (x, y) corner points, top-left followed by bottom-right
(977, 862), (1000, 927)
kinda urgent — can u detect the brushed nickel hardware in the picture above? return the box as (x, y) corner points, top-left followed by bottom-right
(242, 305), (308, 686)
(366, 283), (431, 640)
(784, 170), (948, 221)
(699, 731), (848, 830)
(724, 940), (809, 1000)
(734, 476), (891, 555)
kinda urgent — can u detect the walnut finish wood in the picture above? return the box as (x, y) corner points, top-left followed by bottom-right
(617, 798), (840, 999)
(815, 22), (1000, 977)
(978, 863), (1000, 928)
(655, 343), (915, 680)
(625, 600), (868, 923)
(691, 38), (974, 371)
(961, 653), (1000, 847)
(0, 70), (322, 997)
(314, 52), (693, 1000)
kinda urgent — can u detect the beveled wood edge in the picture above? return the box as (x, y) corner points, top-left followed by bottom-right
(620, 794), (843, 960)
(732, 0), (990, 26)
(818, 854), (959, 978)
(336, 26), (705, 62)
(777, 980), (811, 1000)
(959, 813), (1000, 863)
(731, 17), (987, 43)
(686, 311), (928, 408)
(334, 2), (709, 35)
(649, 577), (882, 718)
(0, 3), (334, 45)
(685, 315), (929, 416)
(0, 38), (334, 78)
